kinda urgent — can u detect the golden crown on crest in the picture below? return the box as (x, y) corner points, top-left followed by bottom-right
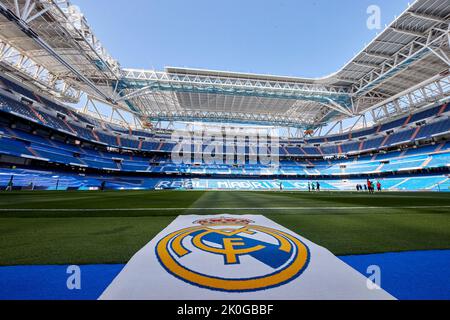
(193, 217), (254, 226)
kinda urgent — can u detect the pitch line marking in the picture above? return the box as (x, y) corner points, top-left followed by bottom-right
(1, 205), (450, 212)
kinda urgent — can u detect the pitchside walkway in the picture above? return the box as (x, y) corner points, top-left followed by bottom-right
(0, 250), (449, 300)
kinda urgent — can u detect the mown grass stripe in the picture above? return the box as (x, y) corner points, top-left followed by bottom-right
(1, 205), (450, 211)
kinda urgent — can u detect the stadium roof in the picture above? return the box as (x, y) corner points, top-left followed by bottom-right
(0, 0), (449, 128)
(0, 0), (120, 103)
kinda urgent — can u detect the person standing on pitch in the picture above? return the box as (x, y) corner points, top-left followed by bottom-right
(377, 181), (382, 192)
(369, 180), (375, 194)
(308, 182), (311, 192)
(5, 175), (13, 191)
(367, 179), (372, 194)
(316, 182), (320, 192)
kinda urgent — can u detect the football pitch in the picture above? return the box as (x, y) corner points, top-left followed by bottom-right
(0, 190), (449, 266)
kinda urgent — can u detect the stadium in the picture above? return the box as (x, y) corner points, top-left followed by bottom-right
(0, 0), (449, 302)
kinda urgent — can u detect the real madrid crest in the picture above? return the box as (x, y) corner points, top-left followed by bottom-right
(156, 217), (310, 292)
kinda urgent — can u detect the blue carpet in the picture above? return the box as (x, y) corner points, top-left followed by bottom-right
(0, 264), (125, 300)
(339, 250), (450, 300)
(0, 250), (448, 300)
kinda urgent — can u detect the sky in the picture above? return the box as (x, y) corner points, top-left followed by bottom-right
(71, 0), (412, 78)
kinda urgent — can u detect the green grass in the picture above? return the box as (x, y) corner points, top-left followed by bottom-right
(0, 190), (449, 265)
